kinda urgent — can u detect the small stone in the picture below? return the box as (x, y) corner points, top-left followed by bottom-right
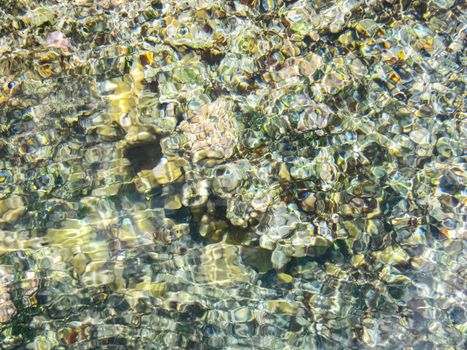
(231, 307), (253, 323)
(306, 236), (332, 257)
(152, 159), (183, 185)
(0, 195), (26, 224)
(271, 248), (291, 269)
(278, 163), (291, 182)
(45, 31), (71, 51)
(135, 170), (159, 193)
(266, 300), (298, 316)
(164, 194), (183, 210)
(374, 246), (410, 266)
(24, 7), (56, 27)
(409, 128), (430, 144)
(301, 193), (316, 212)
(277, 272), (293, 284)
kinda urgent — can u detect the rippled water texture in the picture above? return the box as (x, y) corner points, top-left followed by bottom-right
(0, 0), (466, 349)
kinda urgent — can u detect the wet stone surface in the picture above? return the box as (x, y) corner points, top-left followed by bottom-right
(0, 0), (466, 349)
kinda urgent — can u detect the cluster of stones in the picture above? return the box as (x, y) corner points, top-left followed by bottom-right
(0, 0), (465, 348)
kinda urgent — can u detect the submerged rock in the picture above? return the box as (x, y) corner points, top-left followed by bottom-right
(0, 196), (26, 225)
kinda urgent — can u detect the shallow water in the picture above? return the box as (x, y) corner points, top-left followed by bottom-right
(0, 0), (466, 349)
